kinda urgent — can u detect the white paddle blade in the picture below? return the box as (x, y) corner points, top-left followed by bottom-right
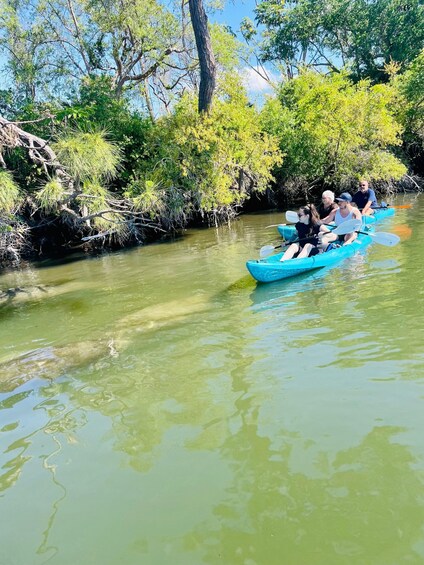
(285, 210), (299, 224)
(260, 244), (278, 258)
(370, 232), (400, 246)
(332, 219), (362, 236)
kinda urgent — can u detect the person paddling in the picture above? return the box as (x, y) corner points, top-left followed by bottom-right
(280, 204), (322, 262)
(319, 192), (362, 247)
(352, 179), (378, 216)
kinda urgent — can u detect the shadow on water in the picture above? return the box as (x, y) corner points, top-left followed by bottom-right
(30, 231), (193, 271)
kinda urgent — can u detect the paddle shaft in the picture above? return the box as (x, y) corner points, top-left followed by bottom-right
(273, 234), (316, 251)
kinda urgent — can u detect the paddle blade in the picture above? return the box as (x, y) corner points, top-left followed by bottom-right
(285, 210), (299, 224)
(260, 244), (278, 258)
(332, 219), (362, 236)
(369, 231), (401, 246)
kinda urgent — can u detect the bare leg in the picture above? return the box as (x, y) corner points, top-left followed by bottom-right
(297, 243), (313, 258)
(280, 243), (300, 262)
(319, 232), (337, 248)
(343, 232), (358, 245)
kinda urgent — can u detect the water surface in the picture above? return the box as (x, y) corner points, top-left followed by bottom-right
(1, 196), (423, 565)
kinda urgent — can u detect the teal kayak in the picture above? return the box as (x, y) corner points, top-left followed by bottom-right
(277, 207), (395, 241)
(246, 231), (373, 283)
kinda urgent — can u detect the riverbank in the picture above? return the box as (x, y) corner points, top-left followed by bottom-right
(1, 178), (422, 272)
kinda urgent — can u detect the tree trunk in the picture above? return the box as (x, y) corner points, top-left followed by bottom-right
(188, 0), (216, 113)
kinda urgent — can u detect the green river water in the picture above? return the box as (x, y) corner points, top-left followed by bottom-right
(0, 195), (423, 565)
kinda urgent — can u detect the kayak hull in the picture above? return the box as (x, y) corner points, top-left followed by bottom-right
(246, 232), (373, 283)
(277, 207), (395, 240)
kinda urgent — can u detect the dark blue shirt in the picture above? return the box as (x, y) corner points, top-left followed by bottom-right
(352, 188), (377, 209)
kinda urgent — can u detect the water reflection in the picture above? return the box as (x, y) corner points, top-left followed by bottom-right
(187, 424), (424, 564)
(0, 196), (423, 564)
(36, 434), (67, 562)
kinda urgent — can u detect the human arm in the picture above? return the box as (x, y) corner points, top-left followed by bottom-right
(352, 207), (362, 221)
(362, 189), (377, 214)
(320, 208), (337, 224)
(362, 200), (373, 215)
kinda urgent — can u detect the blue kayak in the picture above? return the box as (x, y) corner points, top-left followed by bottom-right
(246, 231), (373, 283)
(277, 207), (395, 241)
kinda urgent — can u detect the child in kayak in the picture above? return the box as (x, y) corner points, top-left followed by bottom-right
(280, 204), (322, 261)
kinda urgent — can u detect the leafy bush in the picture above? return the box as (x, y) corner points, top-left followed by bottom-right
(125, 78), (282, 224)
(35, 178), (65, 213)
(0, 170), (21, 213)
(53, 130), (121, 181)
(260, 70), (406, 189)
(395, 50), (424, 171)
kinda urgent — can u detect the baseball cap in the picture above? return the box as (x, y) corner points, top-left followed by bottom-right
(335, 192), (352, 202)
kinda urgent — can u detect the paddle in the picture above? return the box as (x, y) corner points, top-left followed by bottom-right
(268, 208), (335, 228)
(285, 210), (301, 223)
(259, 219), (361, 258)
(268, 209), (328, 228)
(355, 230), (400, 247)
(369, 204), (412, 210)
(285, 210), (337, 227)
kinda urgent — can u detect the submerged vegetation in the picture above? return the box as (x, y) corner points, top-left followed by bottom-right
(0, 0), (423, 267)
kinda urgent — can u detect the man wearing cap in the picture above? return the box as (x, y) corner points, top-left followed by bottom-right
(319, 192), (362, 247)
(352, 179), (378, 216)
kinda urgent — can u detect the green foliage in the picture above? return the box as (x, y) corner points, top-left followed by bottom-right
(125, 80), (282, 221)
(53, 131), (121, 181)
(35, 178), (65, 213)
(0, 0), (57, 102)
(0, 170), (21, 213)
(58, 77), (128, 127)
(396, 50), (424, 151)
(1, 0), (422, 265)
(76, 180), (109, 230)
(86, 0), (179, 55)
(260, 70), (406, 187)
(240, 17), (257, 42)
(255, 0), (424, 82)
(210, 24), (243, 72)
(0, 0), (180, 98)
(57, 77), (153, 187)
(128, 178), (166, 217)
(0, 89), (15, 118)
